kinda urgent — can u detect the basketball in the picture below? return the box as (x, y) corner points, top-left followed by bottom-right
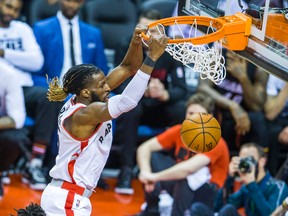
(180, 112), (221, 153)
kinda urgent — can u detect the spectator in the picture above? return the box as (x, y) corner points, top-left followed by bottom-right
(135, 92), (230, 216)
(264, 75), (288, 176)
(0, 0), (62, 190)
(191, 142), (288, 216)
(198, 49), (269, 154)
(113, 9), (188, 195)
(33, 0), (108, 87)
(40, 26), (168, 215)
(0, 63), (30, 198)
(32, 0), (109, 189)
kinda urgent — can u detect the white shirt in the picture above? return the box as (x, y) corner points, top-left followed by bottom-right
(266, 74), (288, 117)
(0, 20), (44, 87)
(267, 75), (287, 96)
(0, 62), (26, 128)
(57, 11), (82, 80)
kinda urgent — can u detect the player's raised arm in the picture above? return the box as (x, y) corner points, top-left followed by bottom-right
(46, 31), (168, 139)
(105, 24), (146, 91)
(101, 33), (168, 121)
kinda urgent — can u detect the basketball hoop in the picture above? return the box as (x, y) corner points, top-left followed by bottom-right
(141, 13), (252, 85)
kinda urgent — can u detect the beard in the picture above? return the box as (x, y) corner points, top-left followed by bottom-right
(0, 13), (12, 27)
(91, 92), (101, 103)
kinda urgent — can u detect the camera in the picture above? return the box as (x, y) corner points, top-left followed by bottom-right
(238, 156), (257, 174)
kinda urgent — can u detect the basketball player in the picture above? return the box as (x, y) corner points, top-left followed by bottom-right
(40, 25), (168, 215)
(135, 92), (230, 216)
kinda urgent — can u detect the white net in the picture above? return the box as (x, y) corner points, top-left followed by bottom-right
(144, 18), (226, 85)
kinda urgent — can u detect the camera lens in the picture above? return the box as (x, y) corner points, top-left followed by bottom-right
(238, 156), (256, 174)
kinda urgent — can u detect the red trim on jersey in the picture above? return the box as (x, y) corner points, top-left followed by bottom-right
(81, 140), (89, 151)
(70, 96), (76, 105)
(68, 153), (79, 184)
(64, 191), (75, 216)
(62, 106), (103, 141)
(68, 141), (89, 183)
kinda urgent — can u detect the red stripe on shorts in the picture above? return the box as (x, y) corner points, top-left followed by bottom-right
(65, 191), (75, 216)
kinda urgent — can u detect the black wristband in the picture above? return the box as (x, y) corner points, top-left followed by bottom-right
(143, 56), (156, 68)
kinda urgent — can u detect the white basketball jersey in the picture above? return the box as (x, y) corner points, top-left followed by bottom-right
(50, 96), (113, 190)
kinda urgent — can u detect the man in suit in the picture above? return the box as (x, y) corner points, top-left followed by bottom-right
(32, 0), (109, 189)
(33, 0), (108, 87)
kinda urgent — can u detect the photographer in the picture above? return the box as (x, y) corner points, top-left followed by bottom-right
(190, 142), (288, 216)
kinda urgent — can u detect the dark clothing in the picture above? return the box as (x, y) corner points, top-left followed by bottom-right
(23, 86), (63, 146)
(0, 128), (30, 171)
(215, 64), (267, 151)
(215, 173), (288, 216)
(191, 203), (240, 216)
(266, 116), (288, 176)
(143, 152), (218, 216)
(114, 52), (187, 168)
(220, 111), (267, 151)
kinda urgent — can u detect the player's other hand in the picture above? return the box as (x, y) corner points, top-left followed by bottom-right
(132, 24), (148, 45)
(147, 34), (168, 62)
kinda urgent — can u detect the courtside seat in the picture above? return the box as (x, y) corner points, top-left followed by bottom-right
(84, 0), (138, 67)
(28, 0), (59, 26)
(84, 0), (137, 50)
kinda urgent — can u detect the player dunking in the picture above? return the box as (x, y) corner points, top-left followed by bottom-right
(40, 25), (168, 215)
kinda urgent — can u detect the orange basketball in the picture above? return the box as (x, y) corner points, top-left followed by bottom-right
(180, 112), (221, 153)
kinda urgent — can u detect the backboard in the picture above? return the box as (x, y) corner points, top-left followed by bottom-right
(178, 0), (288, 81)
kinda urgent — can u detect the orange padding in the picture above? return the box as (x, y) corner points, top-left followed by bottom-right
(266, 13), (288, 45)
(141, 13), (252, 51)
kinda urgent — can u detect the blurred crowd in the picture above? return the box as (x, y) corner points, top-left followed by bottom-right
(0, 0), (288, 216)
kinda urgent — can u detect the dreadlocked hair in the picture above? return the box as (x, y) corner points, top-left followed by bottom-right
(46, 75), (67, 102)
(11, 202), (46, 216)
(47, 64), (101, 102)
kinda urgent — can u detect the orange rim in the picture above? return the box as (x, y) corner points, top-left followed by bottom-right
(141, 13), (252, 50)
(141, 16), (226, 45)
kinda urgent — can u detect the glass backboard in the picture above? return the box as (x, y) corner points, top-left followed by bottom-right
(178, 0), (288, 81)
